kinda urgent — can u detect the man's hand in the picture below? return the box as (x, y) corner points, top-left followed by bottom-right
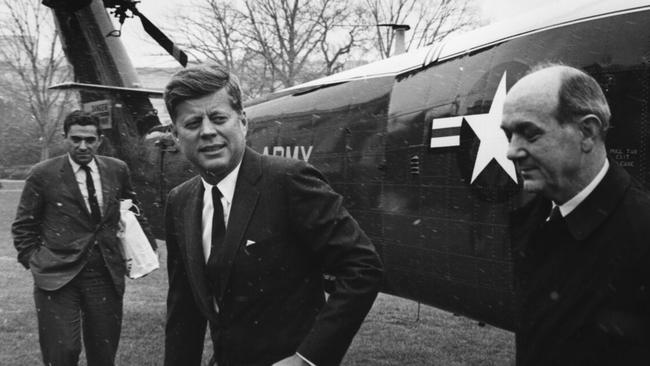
(272, 354), (309, 366)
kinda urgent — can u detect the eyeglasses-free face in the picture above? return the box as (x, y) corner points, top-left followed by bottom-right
(65, 124), (103, 165)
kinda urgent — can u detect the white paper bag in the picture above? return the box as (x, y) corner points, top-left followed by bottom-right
(117, 199), (159, 279)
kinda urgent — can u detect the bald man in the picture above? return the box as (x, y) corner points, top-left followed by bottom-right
(501, 64), (650, 365)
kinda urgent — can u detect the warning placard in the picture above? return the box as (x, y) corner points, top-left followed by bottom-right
(83, 100), (112, 129)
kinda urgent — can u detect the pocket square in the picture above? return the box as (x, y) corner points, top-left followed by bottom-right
(245, 239), (256, 247)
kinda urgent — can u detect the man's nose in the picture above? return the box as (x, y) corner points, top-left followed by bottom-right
(199, 116), (217, 137)
(79, 140), (88, 150)
(506, 136), (525, 161)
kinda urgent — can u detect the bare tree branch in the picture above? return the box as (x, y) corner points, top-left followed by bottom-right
(0, 0), (73, 160)
(174, 0), (364, 96)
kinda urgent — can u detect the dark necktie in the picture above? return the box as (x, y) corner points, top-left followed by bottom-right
(81, 164), (102, 224)
(210, 186), (225, 256)
(206, 186), (225, 294)
(207, 186), (226, 277)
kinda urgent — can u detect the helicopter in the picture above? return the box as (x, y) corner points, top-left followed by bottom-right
(44, 0), (650, 332)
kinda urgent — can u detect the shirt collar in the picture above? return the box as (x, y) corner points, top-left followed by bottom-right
(68, 153), (98, 173)
(201, 161), (242, 205)
(556, 159), (609, 217)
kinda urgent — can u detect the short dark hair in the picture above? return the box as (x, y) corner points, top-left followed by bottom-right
(63, 110), (102, 136)
(530, 63), (611, 138)
(163, 64), (243, 122)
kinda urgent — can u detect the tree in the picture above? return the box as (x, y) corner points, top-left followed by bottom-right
(0, 0), (73, 161)
(175, 0), (365, 97)
(180, 0), (245, 73)
(242, 0), (364, 88)
(365, 0), (478, 59)
(316, 5), (365, 75)
(175, 0), (276, 98)
(0, 95), (40, 166)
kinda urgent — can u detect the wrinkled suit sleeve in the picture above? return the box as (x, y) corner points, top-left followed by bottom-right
(289, 162), (384, 365)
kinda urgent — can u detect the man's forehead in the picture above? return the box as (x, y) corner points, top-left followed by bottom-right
(504, 94), (556, 114)
(502, 93), (559, 130)
(504, 73), (561, 117)
(178, 92), (236, 113)
(68, 124), (99, 136)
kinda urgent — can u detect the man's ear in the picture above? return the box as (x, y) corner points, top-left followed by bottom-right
(577, 114), (603, 152)
(240, 111), (248, 131)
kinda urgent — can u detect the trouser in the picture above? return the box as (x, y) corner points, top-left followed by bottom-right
(33, 245), (123, 366)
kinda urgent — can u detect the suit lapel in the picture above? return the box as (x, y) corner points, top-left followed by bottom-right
(61, 156), (93, 222)
(180, 177), (218, 321)
(217, 148), (261, 300)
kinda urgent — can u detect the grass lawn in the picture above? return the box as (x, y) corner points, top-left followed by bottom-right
(0, 180), (514, 365)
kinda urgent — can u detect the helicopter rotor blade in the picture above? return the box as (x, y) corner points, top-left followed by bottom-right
(135, 11), (188, 67)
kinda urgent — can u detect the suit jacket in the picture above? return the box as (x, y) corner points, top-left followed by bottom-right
(164, 147), (383, 366)
(12, 154), (156, 296)
(510, 162), (650, 365)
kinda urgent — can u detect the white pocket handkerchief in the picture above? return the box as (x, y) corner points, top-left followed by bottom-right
(245, 239), (256, 247)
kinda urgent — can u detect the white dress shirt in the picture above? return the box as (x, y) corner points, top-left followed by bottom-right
(554, 159), (610, 218)
(68, 155), (103, 215)
(201, 162), (241, 264)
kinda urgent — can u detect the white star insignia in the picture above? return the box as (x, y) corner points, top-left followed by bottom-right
(464, 72), (518, 183)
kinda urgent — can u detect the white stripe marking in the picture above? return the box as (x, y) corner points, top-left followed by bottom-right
(431, 116), (463, 129)
(430, 136), (460, 148)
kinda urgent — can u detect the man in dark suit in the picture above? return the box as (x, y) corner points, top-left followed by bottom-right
(12, 110), (156, 366)
(501, 64), (650, 365)
(163, 65), (383, 366)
